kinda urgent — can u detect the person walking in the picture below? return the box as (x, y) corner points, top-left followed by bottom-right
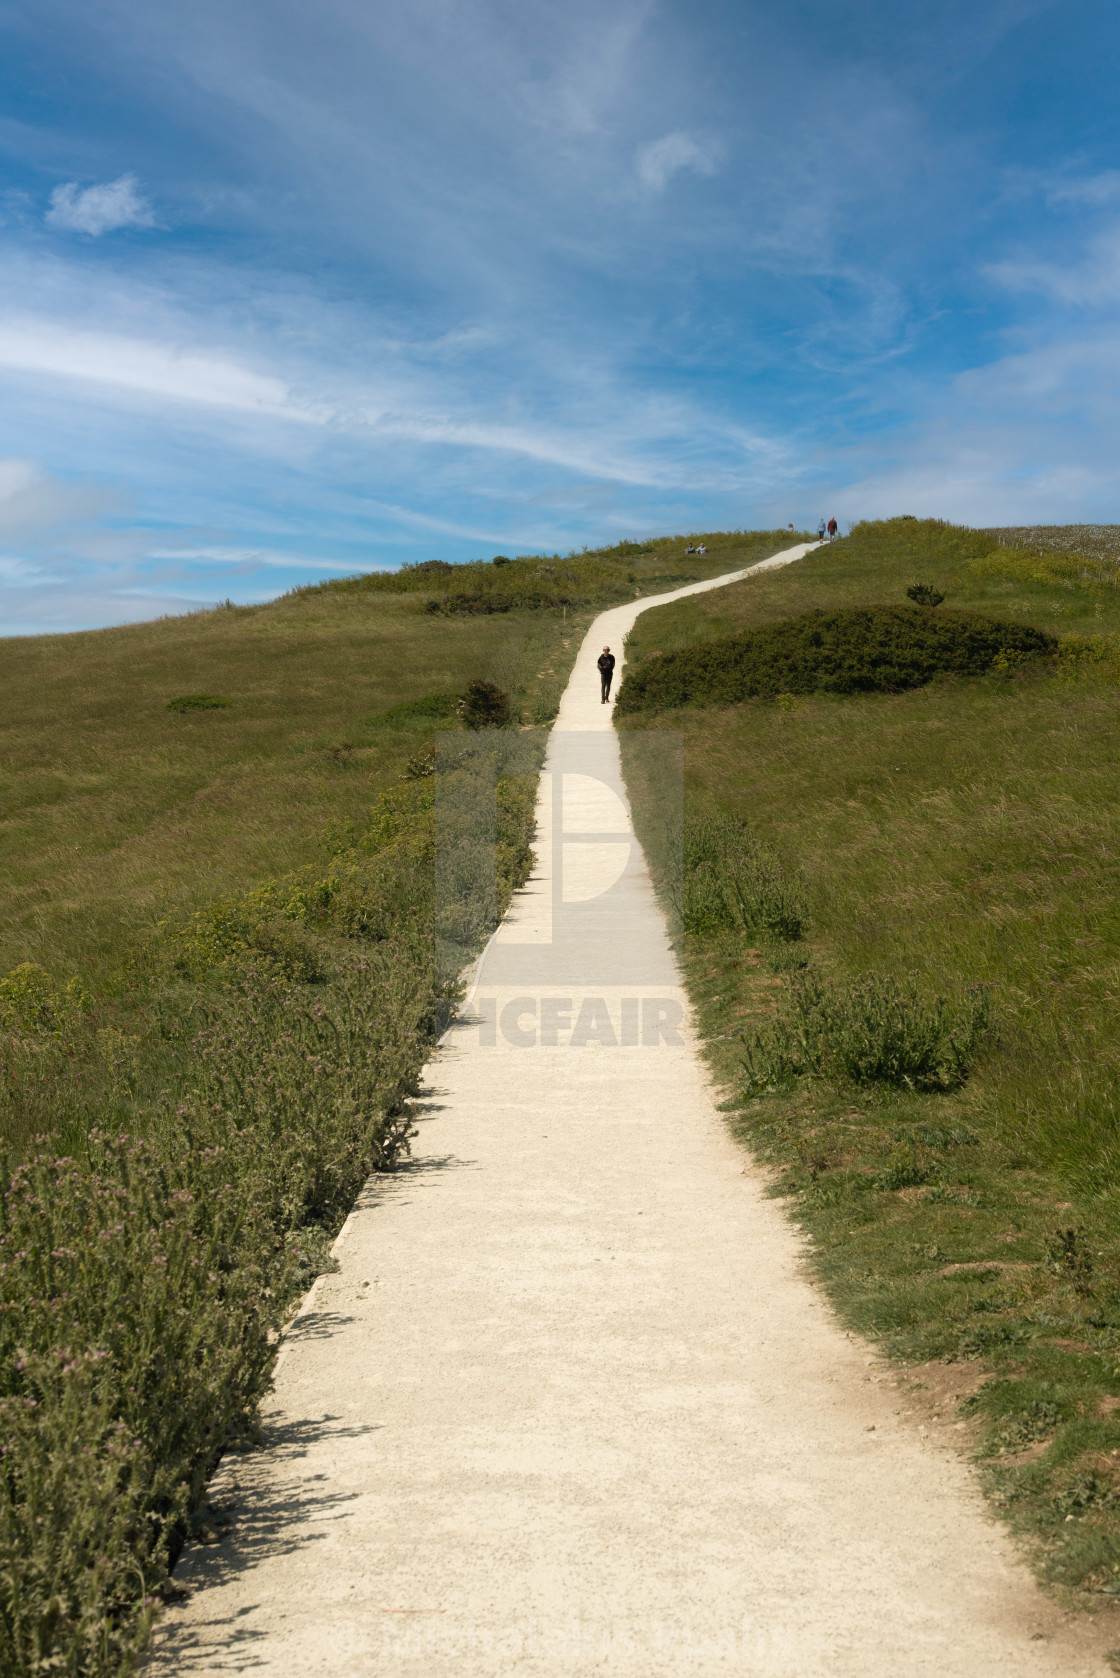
(817, 518), (826, 541)
(597, 646), (616, 704)
(827, 517), (839, 541)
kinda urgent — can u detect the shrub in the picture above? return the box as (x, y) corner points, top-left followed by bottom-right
(741, 967), (990, 1096)
(0, 742), (541, 1674)
(165, 695), (229, 713)
(460, 679), (511, 730)
(614, 606), (1056, 716)
(676, 811), (804, 940)
(906, 583), (945, 607)
(0, 964), (85, 1036)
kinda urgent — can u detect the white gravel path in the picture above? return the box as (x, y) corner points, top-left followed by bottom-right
(152, 546), (1111, 1675)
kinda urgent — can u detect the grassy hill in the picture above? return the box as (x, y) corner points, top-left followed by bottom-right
(0, 526), (795, 1677)
(0, 530), (788, 986)
(619, 518), (1120, 1605)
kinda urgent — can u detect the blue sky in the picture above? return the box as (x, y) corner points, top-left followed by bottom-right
(0, 0), (1117, 631)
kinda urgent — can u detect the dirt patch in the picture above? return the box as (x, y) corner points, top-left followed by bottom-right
(893, 1358), (993, 1446)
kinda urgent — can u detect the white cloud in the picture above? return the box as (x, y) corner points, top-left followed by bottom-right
(150, 545), (345, 569)
(634, 131), (717, 192)
(986, 225), (1120, 308)
(46, 174), (155, 237)
(1045, 171), (1120, 209)
(0, 554), (51, 582)
(0, 319), (297, 415)
(0, 455), (114, 539)
(0, 306), (746, 486)
(818, 330), (1120, 527)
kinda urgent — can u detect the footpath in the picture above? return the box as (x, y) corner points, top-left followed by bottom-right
(152, 546), (1109, 1675)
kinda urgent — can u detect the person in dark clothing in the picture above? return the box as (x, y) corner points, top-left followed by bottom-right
(598, 646), (616, 704)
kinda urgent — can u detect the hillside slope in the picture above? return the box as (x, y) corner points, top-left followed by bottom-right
(619, 518), (1120, 1604)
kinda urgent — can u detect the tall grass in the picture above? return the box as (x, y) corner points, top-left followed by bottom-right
(677, 810), (804, 941)
(0, 740), (540, 1676)
(740, 965), (990, 1095)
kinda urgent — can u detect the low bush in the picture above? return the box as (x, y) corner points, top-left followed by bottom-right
(740, 966), (991, 1096)
(460, 679), (511, 729)
(0, 743), (541, 1676)
(614, 605), (1055, 716)
(906, 583), (945, 607)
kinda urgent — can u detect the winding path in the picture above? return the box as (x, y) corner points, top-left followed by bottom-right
(152, 547), (1107, 1676)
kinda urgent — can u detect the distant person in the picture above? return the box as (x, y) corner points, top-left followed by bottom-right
(598, 646), (616, 704)
(685, 543), (695, 553)
(788, 522), (795, 532)
(696, 542), (707, 555)
(828, 517), (839, 540)
(817, 518), (826, 541)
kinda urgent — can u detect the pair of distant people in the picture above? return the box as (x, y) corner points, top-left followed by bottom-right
(684, 542), (708, 555)
(816, 518), (840, 541)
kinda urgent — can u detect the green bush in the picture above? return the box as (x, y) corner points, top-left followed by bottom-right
(741, 966), (991, 1096)
(0, 746), (541, 1676)
(614, 605), (1056, 716)
(459, 679), (511, 730)
(0, 963), (85, 1036)
(676, 811), (804, 940)
(164, 695), (229, 713)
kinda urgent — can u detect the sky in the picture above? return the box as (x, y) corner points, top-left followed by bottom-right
(0, 0), (1118, 632)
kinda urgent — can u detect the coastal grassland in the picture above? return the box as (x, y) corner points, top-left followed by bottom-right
(311, 528), (800, 614)
(0, 529), (796, 1676)
(0, 581), (565, 1675)
(619, 518), (1120, 1601)
(0, 590), (573, 986)
(0, 529), (792, 987)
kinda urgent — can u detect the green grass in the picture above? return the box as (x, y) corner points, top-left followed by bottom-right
(619, 517), (1120, 1601)
(0, 590), (570, 989)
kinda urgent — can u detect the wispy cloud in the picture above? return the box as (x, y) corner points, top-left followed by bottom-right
(986, 225), (1120, 308)
(0, 0), (1117, 629)
(0, 318), (296, 414)
(0, 456), (116, 539)
(45, 174), (155, 236)
(150, 545), (348, 569)
(634, 131), (718, 193)
(1044, 171), (1120, 209)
